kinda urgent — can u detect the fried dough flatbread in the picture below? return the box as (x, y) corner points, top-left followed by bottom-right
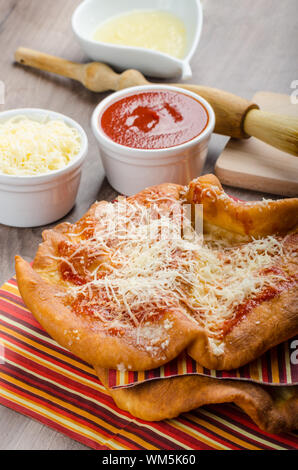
(15, 175), (298, 371)
(96, 366), (298, 434)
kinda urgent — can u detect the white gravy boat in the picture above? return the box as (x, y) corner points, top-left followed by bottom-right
(72, 0), (203, 79)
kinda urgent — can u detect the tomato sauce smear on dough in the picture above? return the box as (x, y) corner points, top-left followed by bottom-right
(221, 274), (296, 338)
(54, 196), (297, 353)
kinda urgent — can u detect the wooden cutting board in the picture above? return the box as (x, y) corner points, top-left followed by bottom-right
(215, 91), (298, 196)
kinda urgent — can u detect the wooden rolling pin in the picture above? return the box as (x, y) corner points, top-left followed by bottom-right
(15, 47), (298, 156)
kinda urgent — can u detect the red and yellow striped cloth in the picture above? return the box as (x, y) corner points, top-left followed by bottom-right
(0, 277), (297, 450)
(108, 341), (297, 389)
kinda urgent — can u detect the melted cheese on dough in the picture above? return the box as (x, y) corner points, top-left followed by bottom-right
(51, 196), (290, 355)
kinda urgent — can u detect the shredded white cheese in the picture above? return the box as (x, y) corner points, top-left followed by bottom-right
(0, 115), (81, 175)
(51, 194), (291, 356)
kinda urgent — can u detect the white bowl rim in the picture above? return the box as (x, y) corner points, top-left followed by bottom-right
(71, 0), (203, 64)
(0, 108), (88, 185)
(91, 84), (215, 157)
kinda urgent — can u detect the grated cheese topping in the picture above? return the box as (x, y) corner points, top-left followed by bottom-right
(50, 193), (293, 356)
(0, 115), (81, 175)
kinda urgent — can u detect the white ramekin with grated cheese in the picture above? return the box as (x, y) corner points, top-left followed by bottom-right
(0, 108), (88, 227)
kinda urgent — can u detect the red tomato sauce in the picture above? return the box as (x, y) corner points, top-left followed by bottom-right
(222, 275), (297, 338)
(100, 90), (209, 149)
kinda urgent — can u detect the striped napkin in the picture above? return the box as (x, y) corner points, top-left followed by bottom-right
(108, 341), (298, 389)
(0, 276), (297, 450)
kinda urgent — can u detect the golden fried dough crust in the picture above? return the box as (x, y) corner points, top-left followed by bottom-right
(187, 174), (298, 237)
(96, 367), (298, 434)
(15, 257), (198, 370)
(15, 175), (298, 372)
(187, 285), (298, 370)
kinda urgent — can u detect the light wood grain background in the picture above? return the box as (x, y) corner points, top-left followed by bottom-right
(0, 0), (297, 450)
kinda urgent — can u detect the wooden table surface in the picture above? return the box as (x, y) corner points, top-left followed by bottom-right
(0, 0), (297, 450)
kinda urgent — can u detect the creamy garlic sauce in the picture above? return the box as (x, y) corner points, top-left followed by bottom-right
(92, 10), (187, 59)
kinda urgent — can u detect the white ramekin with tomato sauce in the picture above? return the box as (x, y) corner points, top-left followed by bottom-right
(91, 85), (215, 196)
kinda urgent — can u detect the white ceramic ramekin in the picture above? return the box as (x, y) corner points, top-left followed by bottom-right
(72, 0), (203, 79)
(91, 85), (215, 196)
(0, 108), (88, 228)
